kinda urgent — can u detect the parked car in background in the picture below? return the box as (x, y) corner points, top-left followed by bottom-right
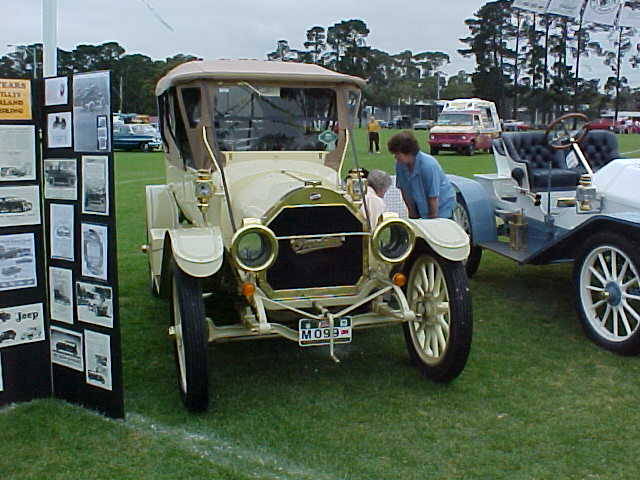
(586, 118), (617, 132)
(429, 98), (502, 156)
(502, 119), (530, 131)
(378, 120), (392, 128)
(113, 123), (162, 152)
(413, 119), (434, 130)
(392, 115), (412, 129)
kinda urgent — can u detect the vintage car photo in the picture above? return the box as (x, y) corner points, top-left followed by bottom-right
(0, 196), (32, 214)
(144, 60), (474, 411)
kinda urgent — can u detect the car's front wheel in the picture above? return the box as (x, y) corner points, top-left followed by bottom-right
(430, 147), (440, 156)
(403, 252), (472, 381)
(574, 232), (640, 355)
(170, 261), (209, 411)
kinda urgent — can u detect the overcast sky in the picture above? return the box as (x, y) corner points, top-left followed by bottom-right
(2, 0), (638, 84)
(4, 0), (482, 74)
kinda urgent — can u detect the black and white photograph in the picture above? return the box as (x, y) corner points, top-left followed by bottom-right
(50, 203), (74, 261)
(81, 223), (108, 281)
(0, 233), (36, 291)
(76, 281), (112, 328)
(96, 115), (108, 151)
(0, 125), (36, 181)
(49, 267), (73, 325)
(0, 185), (40, 227)
(44, 76), (68, 106)
(73, 71), (111, 152)
(47, 112), (73, 149)
(50, 326), (83, 371)
(81, 155), (108, 215)
(0, 303), (45, 349)
(84, 329), (112, 391)
(44, 159), (77, 200)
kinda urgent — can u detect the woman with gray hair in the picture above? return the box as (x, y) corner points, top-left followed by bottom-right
(361, 169), (392, 228)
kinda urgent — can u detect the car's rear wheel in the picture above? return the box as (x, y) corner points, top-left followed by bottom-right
(140, 142), (150, 152)
(170, 261), (209, 411)
(452, 194), (482, 278)
(574, 232), (640, 355)
(403, 252), (472, 381)
(430, 147), (439, 156)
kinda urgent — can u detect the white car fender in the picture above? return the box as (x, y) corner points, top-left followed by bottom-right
(167, 227), (224, 278)
(409, 218), (470, 262)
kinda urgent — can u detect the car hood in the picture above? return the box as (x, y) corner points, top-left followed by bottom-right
(223, 160), (342, 221)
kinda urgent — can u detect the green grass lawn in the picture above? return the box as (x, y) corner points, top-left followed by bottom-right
(3, 130), (640, 479)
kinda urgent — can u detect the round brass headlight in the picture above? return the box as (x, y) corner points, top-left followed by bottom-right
(372, 218), (415, 263)
(231, 225), (278, 272)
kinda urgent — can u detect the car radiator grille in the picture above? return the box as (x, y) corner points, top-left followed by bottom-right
(266, 205), (364, 291)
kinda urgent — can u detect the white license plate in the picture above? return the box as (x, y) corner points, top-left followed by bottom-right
(441, 143), (451, 147)
(299, 318), (352, 347)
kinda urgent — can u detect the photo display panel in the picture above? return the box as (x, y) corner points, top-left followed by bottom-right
(0, 78), (51, 405)
(44, 71), (123, 419)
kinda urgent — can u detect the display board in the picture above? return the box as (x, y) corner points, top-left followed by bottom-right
(0, 73), (123, 419)
(0, 78), (50, 405)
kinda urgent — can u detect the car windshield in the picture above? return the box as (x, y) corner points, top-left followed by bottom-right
(213, 85), (338, 151)
(131, 124), (157, 135)
(436, 113), (473, 126)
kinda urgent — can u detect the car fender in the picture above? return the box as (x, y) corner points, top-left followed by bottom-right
(408, 218), (470, 262)
(529, 213), (640, 264)
(166, 227), (224, 278)
(448, 175), (498, 244)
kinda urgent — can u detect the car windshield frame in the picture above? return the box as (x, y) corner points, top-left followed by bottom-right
(211, 83), (339, 152)
(436, 113), (474, 126)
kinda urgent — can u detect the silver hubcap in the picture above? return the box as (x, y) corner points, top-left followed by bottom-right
(580, 245), (640, 342)
(407, 256), (451, 364)
(172, 278), (187, 392)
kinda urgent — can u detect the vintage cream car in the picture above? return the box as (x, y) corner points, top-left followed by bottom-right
(144, 60), (473, 411)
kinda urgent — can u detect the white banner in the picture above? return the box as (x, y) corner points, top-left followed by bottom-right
(619, 1), (640, 27)
(583, 0), (622, 25)
(512, 0), (551, 13)
(547, 0), (585, 18)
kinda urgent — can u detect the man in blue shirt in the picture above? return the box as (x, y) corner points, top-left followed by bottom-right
(388, 131), (455, 219)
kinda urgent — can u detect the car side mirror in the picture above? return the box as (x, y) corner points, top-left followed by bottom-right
(511, 167), (525, 186)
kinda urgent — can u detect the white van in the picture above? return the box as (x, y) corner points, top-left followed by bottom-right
(428, 98), (502, 156)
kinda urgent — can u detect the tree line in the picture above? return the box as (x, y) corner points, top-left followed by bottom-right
(3, 3), (639, 120)
(459, 0), (640, 121)
(0, 42), (198, 114)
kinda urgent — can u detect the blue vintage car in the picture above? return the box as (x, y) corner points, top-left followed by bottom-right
(113, 123), (162, 152)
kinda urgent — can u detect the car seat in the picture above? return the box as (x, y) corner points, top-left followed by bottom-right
(576, 130), (620, 173)
(501, 132), (580, 192)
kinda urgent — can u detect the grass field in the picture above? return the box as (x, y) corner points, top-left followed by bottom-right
(3, 130), (640, 479)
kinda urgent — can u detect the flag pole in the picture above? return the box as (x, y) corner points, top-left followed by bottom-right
(42, 0), (58, 77)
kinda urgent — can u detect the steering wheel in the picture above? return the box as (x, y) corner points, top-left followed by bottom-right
(545, 113), (589, 150)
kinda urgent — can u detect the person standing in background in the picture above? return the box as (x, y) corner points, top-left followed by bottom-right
(388, 131), (455, 219)
(367, 116), (381, 154)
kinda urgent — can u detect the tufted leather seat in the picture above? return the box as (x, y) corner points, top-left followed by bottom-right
(577, 130), (620, 172)
(501, 132), (580, 191)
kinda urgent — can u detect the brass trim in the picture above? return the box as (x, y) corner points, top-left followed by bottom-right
(230, 224), (279, 272)
(371, 218), (416, 263)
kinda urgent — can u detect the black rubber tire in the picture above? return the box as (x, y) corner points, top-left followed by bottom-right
(452, 193), (483, 278)
(430, 147), (440, 156)
(573, 232), (640, 356)
(140, 143), (150, 152)
(465, 143), (475, 156)
(170, 261), (210, 411)
(402, 252), (473, 382)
